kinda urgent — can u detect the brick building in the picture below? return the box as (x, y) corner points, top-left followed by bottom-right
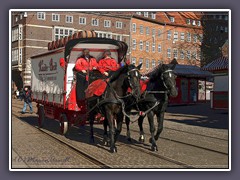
(11, 10), (206, 90)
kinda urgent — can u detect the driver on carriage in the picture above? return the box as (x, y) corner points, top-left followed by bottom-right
(98, 50), (119, 77)
(74, 49), (99, 101)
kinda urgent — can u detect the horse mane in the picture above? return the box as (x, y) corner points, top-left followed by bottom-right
(109, 65), (127, 83)
(148, 64), (163, 82)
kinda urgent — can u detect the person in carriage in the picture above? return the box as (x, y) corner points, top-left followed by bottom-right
(98, 50), (120, 77)
(74, 49), (99, 101)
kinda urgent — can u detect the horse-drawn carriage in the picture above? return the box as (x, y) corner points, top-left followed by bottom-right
(31, 31), (178, 152)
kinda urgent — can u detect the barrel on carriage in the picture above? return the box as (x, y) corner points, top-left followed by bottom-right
(30, 31), (129, 135)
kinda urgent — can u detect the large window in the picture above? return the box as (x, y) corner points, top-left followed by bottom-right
(66, 16), (73, 23)
(180, 32), (185, 41)
(152, 60), (156, 68)
(173, 32), (178, 41)
(139, 40), (143, 51)
(167, 30), (172, 40)
(187, 32), (191, 42)
(116, 21), (123, 29)
(79, 17), (86, 25)
(54, 27), (74, 40)
(167, 48), (171, 58)
(170, 16), (175, 22)
(146, 41), (149, 52)
(152, 43), (155, 53)
(193, 34), (198, 43)
(152, 28), (156, 36)
(187, 50), (191, 59)
(151, 13), (156, 19)
(132, 39), (136, 50)
(140, 25), (144, 34)
(146, 59), (149, 69)
(97, 32), (112, 39)
(12, 49), (18, 63)
(37, 12), (45, 20)
(132, 23), (136, 32)
(146, 27), (150, 35)
(173, 49), (178, 59)
(139, 58), (143, 68)
(144, 12), (148, 17)
(104, 20), (111, 28)
(158, 44), (162, 53)
(12, 28), (18, 42)
(180, 50), (184, 59)
(92, 18), (99, 26)
(52, 14), (60, 21)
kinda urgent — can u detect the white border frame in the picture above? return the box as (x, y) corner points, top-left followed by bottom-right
(9, 9), (231, 172)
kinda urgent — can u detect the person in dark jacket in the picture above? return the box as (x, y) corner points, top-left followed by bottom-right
(21, 86), (33, 114)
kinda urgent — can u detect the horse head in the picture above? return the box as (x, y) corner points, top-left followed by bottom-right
(160, 64), (178, 97)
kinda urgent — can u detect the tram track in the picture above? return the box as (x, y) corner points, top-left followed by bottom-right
(12, 113), (111, 169)
(122, 126), (228, 156)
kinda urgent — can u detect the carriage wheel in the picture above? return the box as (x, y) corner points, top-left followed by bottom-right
(38, 105), (45, 128)
(59, 114), (68, 135)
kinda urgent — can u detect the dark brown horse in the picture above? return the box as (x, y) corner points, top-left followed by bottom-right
(87, 64), (142, 153)
(125, 64), (178, 151)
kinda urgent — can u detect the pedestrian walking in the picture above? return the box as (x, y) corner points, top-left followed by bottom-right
(21, 86), (33, 114)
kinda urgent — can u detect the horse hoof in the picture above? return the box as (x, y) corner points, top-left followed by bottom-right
(151, 146), (158, 152)
(139, 137), (145, 143)
(110, 147), (117, 153)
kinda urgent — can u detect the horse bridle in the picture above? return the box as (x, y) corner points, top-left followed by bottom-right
(126, 68), (141, 96)
(161, 69), (174, 90)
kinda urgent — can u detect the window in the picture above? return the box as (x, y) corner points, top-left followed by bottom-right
(54, 27), (74, 40)
(158, 29), (162, 38)
(136, 12), (141, 15)
(167, 30), (172, 40)
(224, 15), (228, 20)
(219, 15), (222, 19)
(197, 21), (201, 26)
(170, 16), (175, 22)
(146, 41), (149, 52)
(192, 20), (196, 26)
(146, 59), (149, 69)
(20, 14), (23, 20)
(116, 35), (122, 41)
(139, 40), (143, 51)
(173, 49), (178, 59)
(158, 44), (162, 53)
(92, 18), (99, 26)
(187, 32), (191, 42)
(19, 48), (22, 64)
(193, 34), (197, 43)
(12, 28), (18, 42)
(152, 28), (156, 36)
(132, 39), (136, 50)
(79, 17), (86, 25)
(104, 20), (111, 27)
(15, 16), (18, 22)
(132, 23), (136, 32)
(151, 13), (156, 19)
(97, 32), (112, 39)
(225, 27), (228, 32)
(152, 60), (156, 68)
(37, 12), (45, 20)
(186, 19), (190, 25)
(173, 32), (178, 41)
(144, 12), (148, 17)
(66, 16), (73, 23)
(187, 50), (191, 59)
(131, 57), (136, 65)
(139, 58), (143, 69)
(52, 14), (60, 21)
(180, 50), (184, 59)
(192, 51), (197, 60)
(140, 25), (144, 34)
(116, 21), (123, 29)
(12, 49), (18, 63)
(152, 43), (155, 52)
(180, 32), (185, 41)
(146, 27), (150, 35)
(18, 25), (23, 40)
(167, 48), (171, 58)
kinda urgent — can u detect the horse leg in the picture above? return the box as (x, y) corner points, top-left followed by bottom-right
(154, 102), (168, 141)
(147, 112), (158, 151)
(138, 116), (145, 143)
(125, 116), (131, 141)
(89, 112), (95, 143)
(114, 112), (123, 143)
(106, 111), (117, 153)
(103, 118), (109, 146)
